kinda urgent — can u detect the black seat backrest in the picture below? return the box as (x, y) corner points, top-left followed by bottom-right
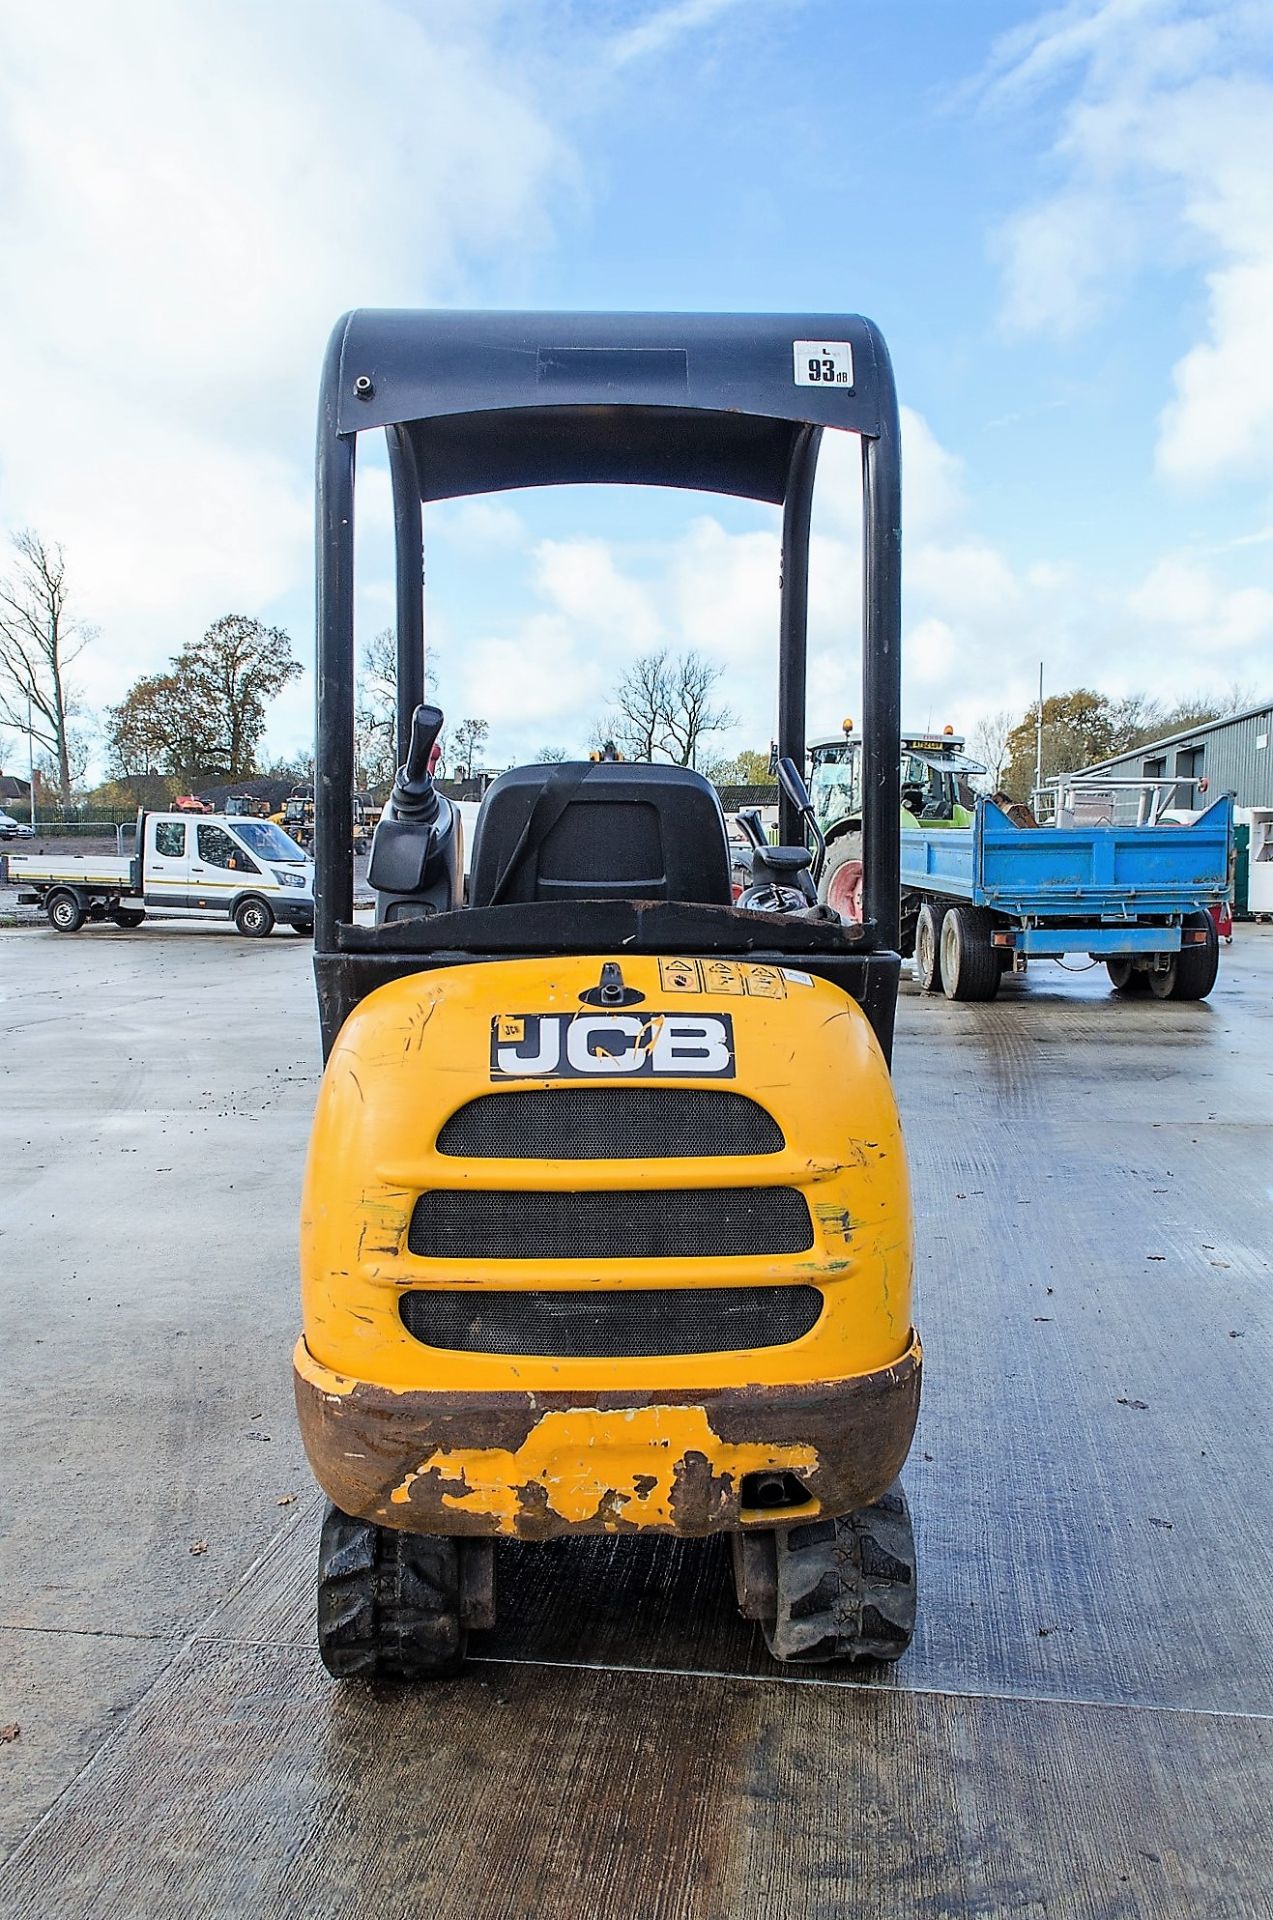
(468, 761), (733, 908)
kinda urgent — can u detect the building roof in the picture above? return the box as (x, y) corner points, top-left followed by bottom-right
(1073, 699), (1273, 778)
(0, 773), (31, 801)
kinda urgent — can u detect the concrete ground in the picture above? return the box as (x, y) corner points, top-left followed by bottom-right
(0, 916), (1270, 1917)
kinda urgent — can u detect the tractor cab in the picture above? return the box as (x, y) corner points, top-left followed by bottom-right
(297, 310), (920, 1680)
(810, 722), (986, 919)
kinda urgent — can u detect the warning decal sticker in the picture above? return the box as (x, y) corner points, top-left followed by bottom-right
(793, 341), (853, 388)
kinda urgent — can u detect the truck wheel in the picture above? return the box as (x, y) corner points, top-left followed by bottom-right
(1149, 912), (1220, 1002)
(914, 902), (947, 992)
(940, 906), (1000, 1001)
(46, 889), (85, 934)
(317, 1505), (467, 1681)
(898, 890), (921, 959)
(761, 1483), (916, 1665)
(1106, 958), (1149, 992)
(112, 907), (146, 929)
(234, 896), (275, 938)
(818, 835), (863, 921)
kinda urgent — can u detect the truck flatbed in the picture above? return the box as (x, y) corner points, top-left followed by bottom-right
(900, 793), (1232, 999)
(6, 852), (133, 888)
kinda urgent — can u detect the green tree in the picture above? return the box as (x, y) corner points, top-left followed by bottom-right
(999, 685), (1252, 799)
(703, 746), (774, 786)
(451, 717), (490, 778)
(106, 616), (300, 786)
(174, 615), (300, 778)
(1003, 689), (1123, 797)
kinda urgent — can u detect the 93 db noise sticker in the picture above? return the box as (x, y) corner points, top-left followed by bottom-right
(491, 1012), (735, 1079)
(793, 340), (853, 388)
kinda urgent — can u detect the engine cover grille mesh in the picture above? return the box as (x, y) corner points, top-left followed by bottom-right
(435, 1088), (783, 1159)
(399, 1284), (823, 1357)
(407, 1186), (814, 1261)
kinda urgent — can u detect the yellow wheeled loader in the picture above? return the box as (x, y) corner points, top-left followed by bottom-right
(295, 311), (919, 1676)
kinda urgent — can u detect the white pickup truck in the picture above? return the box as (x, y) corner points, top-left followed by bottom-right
(2, 810), (315, 937)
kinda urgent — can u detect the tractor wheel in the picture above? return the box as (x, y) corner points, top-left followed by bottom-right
(818, 834), (863, 922)
(234, 896), (275, 938)
(914, 902), (947, 992)
(317, 1506), (469, 1681)
(112, 907), (146, 929)
(761, 1483), (917, 1665)
(940, 906), (1001, 1001)
(1148, 912), (1220, 1002)
(46, 889), (85, 934)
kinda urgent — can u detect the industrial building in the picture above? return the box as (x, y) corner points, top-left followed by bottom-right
(1071, 699), (1273, 810)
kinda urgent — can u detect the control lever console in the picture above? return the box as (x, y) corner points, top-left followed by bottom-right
(368, 704), (462, 923)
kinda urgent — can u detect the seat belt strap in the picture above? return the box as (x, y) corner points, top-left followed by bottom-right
(487, 762), (598, 906)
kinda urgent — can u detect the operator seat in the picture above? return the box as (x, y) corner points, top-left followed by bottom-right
(468, 761), (733, 908)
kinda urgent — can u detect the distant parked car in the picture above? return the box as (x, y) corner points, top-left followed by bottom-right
(0, 811), (35, 839)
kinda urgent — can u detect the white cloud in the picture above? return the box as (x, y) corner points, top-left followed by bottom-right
(981, 0), (1273, 482)
(0, 0), (576, 763)
(1126, 555), (1273, 653)
(605, 0), (763, 70)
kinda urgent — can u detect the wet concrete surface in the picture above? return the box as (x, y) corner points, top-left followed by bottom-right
(1, 920), (1271, 1915)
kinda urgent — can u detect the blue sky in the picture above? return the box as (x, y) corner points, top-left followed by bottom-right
(0, 0), (1269, 776)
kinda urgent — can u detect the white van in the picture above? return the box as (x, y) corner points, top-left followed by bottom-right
(3, 810), (315, 937)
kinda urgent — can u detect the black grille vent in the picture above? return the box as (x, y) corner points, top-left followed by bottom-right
(407, 1187), (814, 1262)
(400, 1285), (823, 1357)
(436, 1088), (783, 1160)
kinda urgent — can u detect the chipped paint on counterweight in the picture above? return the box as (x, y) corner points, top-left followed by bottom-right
(390, 1404), (820, 1531)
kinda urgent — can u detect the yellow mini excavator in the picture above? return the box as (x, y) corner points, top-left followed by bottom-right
(295, 311), (919, 1677)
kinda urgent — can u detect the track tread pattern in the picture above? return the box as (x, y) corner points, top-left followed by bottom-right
(763, 1483), (917, 1665)
(317, 1505), (466, 1681)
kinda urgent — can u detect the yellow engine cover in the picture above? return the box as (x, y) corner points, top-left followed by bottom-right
(299, 953), (912, 1398)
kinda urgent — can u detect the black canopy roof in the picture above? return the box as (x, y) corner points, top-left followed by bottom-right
(324, 310), (889, 503)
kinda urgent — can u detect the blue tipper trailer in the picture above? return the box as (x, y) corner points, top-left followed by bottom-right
(901, 793), (1233, 1003)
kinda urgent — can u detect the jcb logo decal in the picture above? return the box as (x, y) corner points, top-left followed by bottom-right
(490, 1012), (735, 1079)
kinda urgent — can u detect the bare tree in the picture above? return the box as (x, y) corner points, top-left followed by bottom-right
(356, 627), (439, 791)
(356, 628), (398, 792)
(0, 530), (94, 804)
(604, 649), (735, 767)
(970, 709), (1014, 790)
(661, 652), (736, 767)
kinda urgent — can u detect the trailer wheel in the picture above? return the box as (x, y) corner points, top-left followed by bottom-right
(761, 1482), (916, 1665)
(914, 901), (947, 992)
(112, 907), (146, 929)
(1106, 958), (1149, 992)
(234, 896), (275, 938)
(46, 889), (85, 934)
(1148, 912), (1220, 1002)
(940, 906), (1000, 1001)
(317, 1505), (468, 1681)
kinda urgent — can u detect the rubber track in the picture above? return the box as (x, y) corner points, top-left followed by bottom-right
(764, 1484), (917, 1664)
(317, 1506), (466, 1680)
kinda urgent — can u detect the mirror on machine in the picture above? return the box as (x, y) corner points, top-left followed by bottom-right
(368, 704), (463, 923)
